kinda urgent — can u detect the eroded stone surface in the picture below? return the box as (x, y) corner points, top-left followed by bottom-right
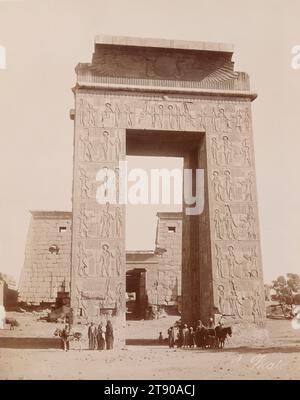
(70, 36), (266, 345)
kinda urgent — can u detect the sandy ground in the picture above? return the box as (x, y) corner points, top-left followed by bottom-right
(0, 312), (299, 380)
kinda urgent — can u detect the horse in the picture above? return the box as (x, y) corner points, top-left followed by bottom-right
(215, 325), (232, 349)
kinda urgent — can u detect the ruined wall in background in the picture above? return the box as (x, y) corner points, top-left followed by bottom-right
(18, 211), (72, 306)
(154, 212), (182, 307)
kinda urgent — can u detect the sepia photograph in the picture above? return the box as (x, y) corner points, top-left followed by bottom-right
(0, 0), (299, 385)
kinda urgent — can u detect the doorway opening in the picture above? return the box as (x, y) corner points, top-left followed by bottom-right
(125, 129), (206, 325)
(125, 128), (207, 321)
(125, 153), (183, 321)
(125, 268), (146, 320)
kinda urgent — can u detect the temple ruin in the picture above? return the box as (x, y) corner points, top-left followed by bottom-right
(69, 35), (266, 345)
(19, 35), (266, 346)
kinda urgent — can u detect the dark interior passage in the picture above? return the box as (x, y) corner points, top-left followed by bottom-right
(126, 269), (147, 320)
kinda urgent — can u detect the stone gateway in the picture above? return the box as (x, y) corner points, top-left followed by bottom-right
(69, 35), (266, 346)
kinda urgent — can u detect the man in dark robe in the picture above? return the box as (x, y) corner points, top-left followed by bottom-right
(88, 322), (97, 350)
(105, 320), (114, 350)
(167, 326), (175, 348)
(195, 320), (206, 348)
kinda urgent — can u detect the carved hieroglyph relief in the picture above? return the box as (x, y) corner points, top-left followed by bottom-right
(214, 244), (259, 280)
(210, 135), (253, 167)
(71, 91), (263, 326)
(78, 127), (124, 162)
(72, 94), (129, 323)
(75, 277), (124, 317)
(204, 95), (262, 322)
(212, 170), (254, 203)
(213, 204), (257, 241)
(76, 95), (252, 133)
(76, 202), (123, 240)
(76, 240), (122, 279)
(216, 279), (264, 323)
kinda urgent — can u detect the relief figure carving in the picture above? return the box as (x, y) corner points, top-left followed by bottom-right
(228, 280), (244, 319)
(80, 132), (94, 162)
(240, 206), (256, 240)
(110, 130), (122, 160)
(77, 242), (89, 277)
(124, 103), (134, 127)
(226, 246), (242, 278)
(249, 287), (263, 322)
(215, 204), (257, 241)
(241, 138), (251, 166)
(78, 99), (97, 127)
(211, 135), (252, 167)
(224, 170), (235, 201)
(115, 206), (122, 237)
(181, 102), (197, 129)
(167, 104), (181, 130)
(222, 136), (232, 165)
(115, 246), (122, 276)
(75, 284), (88, 317)
(215, 244), (225, 278)
(101, 102), (116, 127)
(239, 172), (254, 201)
(243, 247), (259, 278)
(215, 107), (233, 133)
(97, 244), (115, 277)
(223, 204), (238, 240)
(217, 284), (225, 314)
(211, 137), (220, 165)
(153, 104), (164, 128)
(79, 167), (90, 198)
(212, 171), (224, 201)
(99, 203), (114, 238)
(214, 209), (223, 240)
(78, 205), (89, 238)
(100, 130), (110, 161)
(99, 130), (122, 161)
(212, 170), (254, 203)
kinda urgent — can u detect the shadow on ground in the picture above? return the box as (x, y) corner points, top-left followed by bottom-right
(0, 337), (61, 349)
(125, 339), (300, 354)
(0, 336), (299, 354)
(126, 339), (165, 346)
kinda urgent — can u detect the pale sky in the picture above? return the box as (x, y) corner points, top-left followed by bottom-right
(0, 0), (299, 284)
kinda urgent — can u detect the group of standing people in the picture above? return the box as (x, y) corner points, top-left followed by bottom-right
(167, 324), (196, 348)
(88, 321), (114, 350)
(167, 318), (216, 349)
